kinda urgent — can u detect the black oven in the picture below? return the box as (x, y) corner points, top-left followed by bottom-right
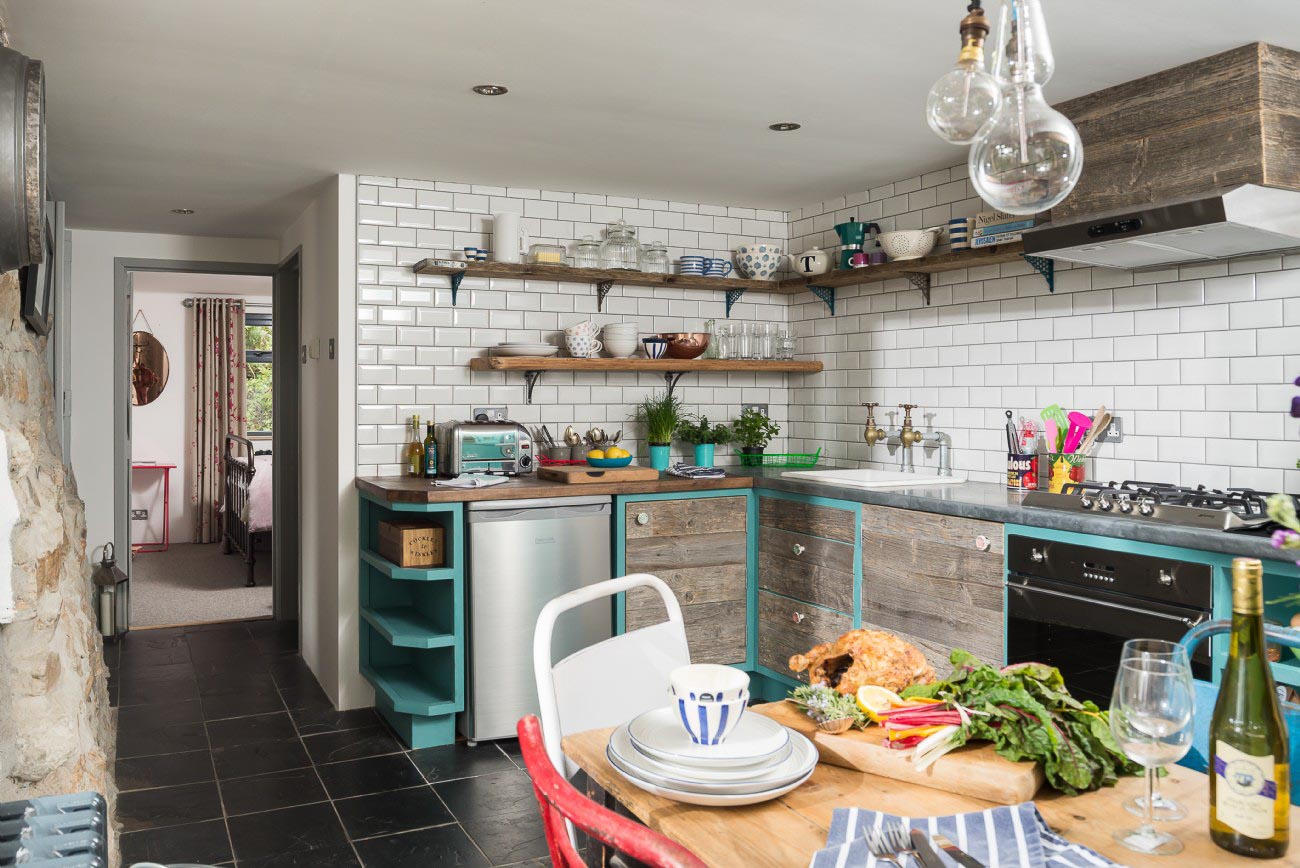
(1004, 534), (1213, 707)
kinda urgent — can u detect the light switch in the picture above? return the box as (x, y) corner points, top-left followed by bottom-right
(309, 339), (320, 360)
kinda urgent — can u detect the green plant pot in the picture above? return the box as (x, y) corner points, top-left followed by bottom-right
(649, 444), (671, 471)
(692, 444), (715, 467)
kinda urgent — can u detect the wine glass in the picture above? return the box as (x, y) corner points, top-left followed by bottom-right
(1109, 652), (1195, 855)
(1120, 639), (1192, 821)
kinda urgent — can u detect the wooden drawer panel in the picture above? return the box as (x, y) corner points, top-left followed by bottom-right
(758, 526), (854, 614)
(860, 505), (1004, 563)
(759, 496), (856, 544)
(625, 495), (747, 539)
(757, 591), (852, 683)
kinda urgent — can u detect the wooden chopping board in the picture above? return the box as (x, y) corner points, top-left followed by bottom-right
(537, 464), (661, 484)
(755, 700), (1044, 805)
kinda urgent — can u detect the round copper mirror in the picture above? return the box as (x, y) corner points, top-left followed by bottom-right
(131, 331), (169, 406)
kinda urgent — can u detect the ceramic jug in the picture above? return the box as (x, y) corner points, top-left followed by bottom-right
(491, 211), (530, 264)
(793, 247), (830, 276)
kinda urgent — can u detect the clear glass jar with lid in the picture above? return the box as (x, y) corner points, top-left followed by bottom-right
(639, 241), (669, 274)
(574, 236), (601, 269)
(599, 219), (640, 271)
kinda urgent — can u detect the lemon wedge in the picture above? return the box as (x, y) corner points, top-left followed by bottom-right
(856, 685), (904, 722)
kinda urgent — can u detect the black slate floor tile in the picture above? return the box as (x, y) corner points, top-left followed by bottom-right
(119, 697), (204, 728)
(303, 724), (401, 765)
(185, 620), (254, 634)
(353, 823), (489, 868)
(116, 749), (214, 791)
(280, 680), (333, 711)
(408, 741), (519, 784)
(227, 802), (349, 863)
(333, 785), (452, 840)
(290, 706), (379, 736)
(268, 656), (323, 691)
(496, 736), (525, 767)
(197, 668), (278, 698)
(315, 753), (425, 800)
(119, 818), (232, 866)
(117, 718), (209, 760)
(206, 711), (297, 749)
(239, 843), (360, 867)
(212, 737), (310, 780)
(117, 662), (199, 705)
(119, 628), (191, 667)
(219, 766), (328, 816)
(437, 770), (548, 865)
(116, 780), (223, 832)
(202, 687), (286, 720)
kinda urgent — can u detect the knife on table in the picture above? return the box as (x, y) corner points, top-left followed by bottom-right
(908, 829), (949, 868)
(932, 830), (987, 867)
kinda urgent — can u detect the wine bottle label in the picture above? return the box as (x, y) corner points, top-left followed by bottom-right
(1214, 740), (1278, 840)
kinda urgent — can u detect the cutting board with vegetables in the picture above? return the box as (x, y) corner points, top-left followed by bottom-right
(537, 465), (660, 484)
(755, 700), (1044, 805)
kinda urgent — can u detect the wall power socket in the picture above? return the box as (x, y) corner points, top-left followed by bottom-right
(473, 407), (509, 422)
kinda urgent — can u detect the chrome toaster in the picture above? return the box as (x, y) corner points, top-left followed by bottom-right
(436, 420), (535, 476)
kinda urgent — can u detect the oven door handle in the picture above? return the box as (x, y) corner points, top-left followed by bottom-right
(1007, 579), (1211, 630)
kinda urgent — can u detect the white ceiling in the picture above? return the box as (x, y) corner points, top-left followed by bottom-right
(7, 0), (1300, 238)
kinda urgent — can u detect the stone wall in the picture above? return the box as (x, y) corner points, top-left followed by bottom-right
(0, 270), (114, 825)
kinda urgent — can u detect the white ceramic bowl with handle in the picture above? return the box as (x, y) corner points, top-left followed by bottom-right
(878, 227), (943, 261)
(669, 664), (751, 746)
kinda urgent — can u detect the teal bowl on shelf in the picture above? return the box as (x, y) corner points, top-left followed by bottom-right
(586, 456), (633, 468)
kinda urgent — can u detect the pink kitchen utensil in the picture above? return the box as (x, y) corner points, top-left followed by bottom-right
(1062, 411), (1093, 453)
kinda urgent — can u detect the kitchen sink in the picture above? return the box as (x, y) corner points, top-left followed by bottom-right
(780, 467), (967, 488)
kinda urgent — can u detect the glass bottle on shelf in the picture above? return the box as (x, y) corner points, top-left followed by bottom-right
(405, 415), (424, 477)
(422, 422), (438, 478)
(703, 319), (720, 359)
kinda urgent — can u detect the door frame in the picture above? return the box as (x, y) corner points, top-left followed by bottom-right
(112, 258), (298, 618)
(272, 249), (302, 620)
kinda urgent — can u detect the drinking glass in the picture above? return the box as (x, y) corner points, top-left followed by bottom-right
(759, 322), (775, 359)
(1109, 648), (1195, 855)
(1120, 639), (1191, 821)
(736, 323), (752, 360)
(775, 325), (794, 360)
(715, 323), (731, 360)
(746, 323), (762, 360)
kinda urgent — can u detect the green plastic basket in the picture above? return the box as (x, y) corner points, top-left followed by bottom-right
(737, 447), (822, 468)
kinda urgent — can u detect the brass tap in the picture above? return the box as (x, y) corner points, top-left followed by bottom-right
(861, 402), (886, 446)
(898, 403), (923, 447)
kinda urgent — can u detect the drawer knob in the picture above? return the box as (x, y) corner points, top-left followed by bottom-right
(975, 535), (991, 552)
(792, 611), (806, 624)
(636, 512), (650, 526)
(792, 543), (806, 556)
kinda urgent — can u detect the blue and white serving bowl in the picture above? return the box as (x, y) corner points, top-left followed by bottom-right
(733, 244), (785, 280)
(642, 337), (669, 359)
(669, 664), (751, 746)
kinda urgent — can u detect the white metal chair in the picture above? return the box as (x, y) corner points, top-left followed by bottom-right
(533, 573), (691, 776)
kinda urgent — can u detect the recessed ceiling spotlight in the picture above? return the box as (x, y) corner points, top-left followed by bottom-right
(768, 122), (801, 132)
(171, 208), (195, 214)
(472, 84), (508, 96)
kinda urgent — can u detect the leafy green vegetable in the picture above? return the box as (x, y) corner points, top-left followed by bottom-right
(901, 650), (1142, 795)
(789, 683), (870, 729)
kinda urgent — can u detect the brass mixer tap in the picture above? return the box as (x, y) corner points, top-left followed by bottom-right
(898, 403), (923, 447)
(861, 402), (886, 447)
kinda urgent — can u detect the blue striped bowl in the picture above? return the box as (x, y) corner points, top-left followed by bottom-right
(673, 691), (750, 746)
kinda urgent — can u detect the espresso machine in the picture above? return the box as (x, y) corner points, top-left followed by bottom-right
(833, 219), (882, 269)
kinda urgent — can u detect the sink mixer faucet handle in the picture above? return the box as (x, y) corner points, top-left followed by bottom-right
(861, 402), (885, 446)
(897, 403), (923, 446)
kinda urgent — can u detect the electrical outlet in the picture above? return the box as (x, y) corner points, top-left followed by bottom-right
(473, 406), (508, 422)
(742, 403), (769, 417)
(130, 509), (148, 521)
(1098, 416), (1124, 443)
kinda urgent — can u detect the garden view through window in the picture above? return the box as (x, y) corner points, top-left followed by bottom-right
(245, 314), (272, 435)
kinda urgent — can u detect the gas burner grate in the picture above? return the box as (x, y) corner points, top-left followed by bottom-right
(1060, 480), (1278, 517)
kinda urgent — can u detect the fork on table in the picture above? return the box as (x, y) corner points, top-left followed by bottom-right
(864, 822), (918, 866)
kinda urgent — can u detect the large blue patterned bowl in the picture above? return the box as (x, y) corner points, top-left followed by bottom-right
(734, 243), (785, 280)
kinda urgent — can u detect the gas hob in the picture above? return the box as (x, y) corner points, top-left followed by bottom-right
(1022, 480), (1295, 533)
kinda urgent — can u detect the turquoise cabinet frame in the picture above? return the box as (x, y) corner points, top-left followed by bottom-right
(358, 492), (465, 748)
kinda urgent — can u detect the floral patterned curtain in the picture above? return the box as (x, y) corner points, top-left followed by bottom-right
(191, 298), (246, 543)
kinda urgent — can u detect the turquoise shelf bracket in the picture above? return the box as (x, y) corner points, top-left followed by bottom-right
(523, 370), (543, 404)
(808, 285), (836, 315)
(1022, 254), (1055, 292)
(595, 280), (615, 312)
(449, 270), (466, 306)
(905, 272), (932, 306)
(663, 371), (688, 397)
(725, 287), (746, 318)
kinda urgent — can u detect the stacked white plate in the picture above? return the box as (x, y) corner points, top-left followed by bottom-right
(606, 707), (816, 806)
(491, 342), (560, 357)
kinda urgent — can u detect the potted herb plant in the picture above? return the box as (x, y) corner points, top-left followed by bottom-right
(732, 408), (781, 461)
(631, 391), (684, 471)
(676, 415), (731, 468)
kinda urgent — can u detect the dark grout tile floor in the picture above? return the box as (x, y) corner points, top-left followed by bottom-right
(111, 619), (550, 867)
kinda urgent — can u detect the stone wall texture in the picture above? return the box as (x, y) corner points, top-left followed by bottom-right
(0, 270), (114, 826)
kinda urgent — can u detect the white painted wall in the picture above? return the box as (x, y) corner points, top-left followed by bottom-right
(68, 230), (279, 559)
(128, 272), (273, 544)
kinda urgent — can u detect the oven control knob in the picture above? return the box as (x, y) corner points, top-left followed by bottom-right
(1158, 570), (1174, 586)
(1118, 499), (1133, 514)
(1079, 494), (1094, 509)
(1097, 493), (1114, 512)
(517, 453), (533, 470)
(1138, 498), (1155, 516)
(1030, 547), (1045, 563)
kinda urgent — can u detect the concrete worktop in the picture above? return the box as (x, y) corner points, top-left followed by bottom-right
(355, 469), (1296, 564)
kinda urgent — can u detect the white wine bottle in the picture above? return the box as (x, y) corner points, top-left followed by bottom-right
(1209, 557), (1290, 858)
(405, 415), (424, 478)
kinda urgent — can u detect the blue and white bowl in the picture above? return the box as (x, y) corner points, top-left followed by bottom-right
(733, 244), (784, 280)
(669, 664), (751, 746)
(642, 337), (669, 359)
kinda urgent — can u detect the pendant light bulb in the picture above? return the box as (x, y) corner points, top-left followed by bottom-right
(926, 4), (1002, 145)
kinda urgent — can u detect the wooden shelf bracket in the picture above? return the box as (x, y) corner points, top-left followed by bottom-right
(807, 285), (836, 315)
(595, 280), (615, 312)
(725, 287), (746, 318)
(449, 270), (466, 306)
(1022, 254), (1055, 292)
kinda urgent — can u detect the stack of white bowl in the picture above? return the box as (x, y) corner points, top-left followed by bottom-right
(601, 323), (640, 358)
(606, 665), (817, 806)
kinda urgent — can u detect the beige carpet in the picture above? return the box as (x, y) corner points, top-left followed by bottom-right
(130, 543), (272, 627)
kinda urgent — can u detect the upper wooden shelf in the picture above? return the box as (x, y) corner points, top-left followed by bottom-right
(776, 242), (1028, 290)
(468, 357), (822, 374)
(414, 259), (794, 294)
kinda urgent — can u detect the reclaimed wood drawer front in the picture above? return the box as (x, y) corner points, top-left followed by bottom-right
(860, 504), (1004, 673)
(759, 496), (856, 544)
(757, 590), (852, 683)
(757, 526), (854, 614)
(625, 496), (748, 665)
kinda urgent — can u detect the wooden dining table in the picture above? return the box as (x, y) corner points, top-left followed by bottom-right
(563, 705), (1298, 867)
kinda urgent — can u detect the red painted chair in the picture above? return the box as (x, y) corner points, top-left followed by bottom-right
(517, 715), (707, 868)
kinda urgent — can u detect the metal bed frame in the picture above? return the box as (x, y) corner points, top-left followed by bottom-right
(222, 433), (269, 587)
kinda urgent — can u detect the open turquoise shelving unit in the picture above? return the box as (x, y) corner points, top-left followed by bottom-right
(358, 492), (464, 749)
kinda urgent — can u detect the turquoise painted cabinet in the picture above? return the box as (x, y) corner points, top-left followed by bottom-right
(358, 492), (465, 749)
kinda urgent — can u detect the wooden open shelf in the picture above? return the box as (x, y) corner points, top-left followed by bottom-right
(776, 242), (1028, 290)
(414, 259), (790, 293)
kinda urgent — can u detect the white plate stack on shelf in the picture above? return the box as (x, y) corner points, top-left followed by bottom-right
(605, 665), (817, 806)
(491, 342), (560, 357)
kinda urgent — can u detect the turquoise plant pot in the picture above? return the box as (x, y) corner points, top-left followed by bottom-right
(649, 444), (671, 471)
(692, 444), (715, 467)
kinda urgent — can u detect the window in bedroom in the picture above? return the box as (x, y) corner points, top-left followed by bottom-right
(245, 312), (273, 436)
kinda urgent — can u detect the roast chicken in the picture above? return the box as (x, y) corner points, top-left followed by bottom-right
(789, 629), (935, 695)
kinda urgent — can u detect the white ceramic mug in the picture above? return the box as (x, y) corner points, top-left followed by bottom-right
(565, 335), (602, 358)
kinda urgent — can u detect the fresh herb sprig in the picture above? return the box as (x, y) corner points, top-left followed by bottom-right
(789, 683), (870, 729)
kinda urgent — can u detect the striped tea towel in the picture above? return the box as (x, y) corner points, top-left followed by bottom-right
(809, 802), (1118, 868)
(668, 462), (725, 479)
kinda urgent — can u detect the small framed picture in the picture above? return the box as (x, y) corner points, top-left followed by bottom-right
(19, 213), (53, 336)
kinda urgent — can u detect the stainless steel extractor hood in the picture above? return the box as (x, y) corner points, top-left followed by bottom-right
(1022, 185), (1300, 268)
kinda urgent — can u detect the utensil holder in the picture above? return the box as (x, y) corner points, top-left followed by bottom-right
(1045, 452), (1085, 493)
(1006, 452), (1038, 491)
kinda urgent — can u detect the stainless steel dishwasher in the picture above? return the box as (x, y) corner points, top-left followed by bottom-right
(461, 495), (613, 742)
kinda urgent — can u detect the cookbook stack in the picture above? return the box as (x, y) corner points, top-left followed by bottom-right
(606, 665), (817, 807)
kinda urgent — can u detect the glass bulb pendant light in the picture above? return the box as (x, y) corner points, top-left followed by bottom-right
(926, 2), (1002, 145)
(968, 0), (1083, 215)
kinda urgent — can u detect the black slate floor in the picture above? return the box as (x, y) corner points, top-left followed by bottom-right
(109, 619), (550, 867)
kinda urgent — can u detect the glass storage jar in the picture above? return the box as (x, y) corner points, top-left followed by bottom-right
(639, 241), (669, 274)
(599, 220), (640, 270)
(574, 236), (601, 269)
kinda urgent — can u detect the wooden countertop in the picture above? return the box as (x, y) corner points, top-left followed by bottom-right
(355, 473), (754, 503)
